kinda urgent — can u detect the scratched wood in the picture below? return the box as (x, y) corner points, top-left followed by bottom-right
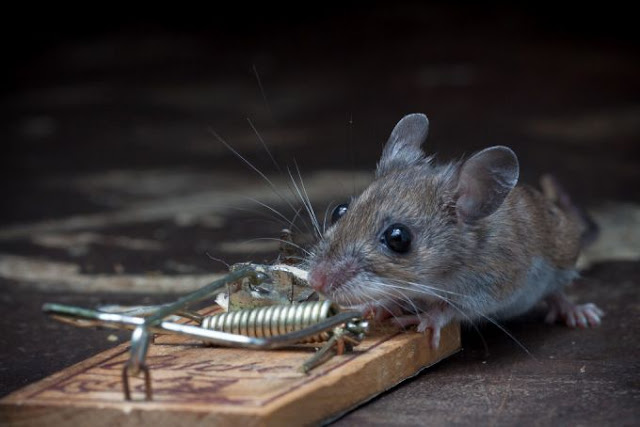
(1, 314), (460, 427)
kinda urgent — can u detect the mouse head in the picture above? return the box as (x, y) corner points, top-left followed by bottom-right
(307, 114), (519, 312)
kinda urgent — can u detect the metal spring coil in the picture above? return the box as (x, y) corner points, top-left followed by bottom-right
(201, 300), (338, 344)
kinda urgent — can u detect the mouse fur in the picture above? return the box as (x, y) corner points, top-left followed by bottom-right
(307, 113), (603, 348)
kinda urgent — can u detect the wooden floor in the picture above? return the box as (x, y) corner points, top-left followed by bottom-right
(2, 4), (638, 425)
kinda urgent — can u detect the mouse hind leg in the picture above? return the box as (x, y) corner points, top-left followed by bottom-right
(539, 175), (603, 328)
(544, 292), (604, 328)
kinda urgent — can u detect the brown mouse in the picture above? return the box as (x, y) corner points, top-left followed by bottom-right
(306, 113), (603, 348)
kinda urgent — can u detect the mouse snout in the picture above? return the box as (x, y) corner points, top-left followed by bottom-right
(308, 258), (360, 295)
(309, 267), (330, 293)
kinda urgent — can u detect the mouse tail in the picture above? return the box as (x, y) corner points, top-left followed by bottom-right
(539, 174), (599, 248)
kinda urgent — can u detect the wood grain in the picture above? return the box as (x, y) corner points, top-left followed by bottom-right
(1, 320), (460, 426)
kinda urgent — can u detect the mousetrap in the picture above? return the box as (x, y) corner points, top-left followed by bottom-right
(1, 259), (461, 426)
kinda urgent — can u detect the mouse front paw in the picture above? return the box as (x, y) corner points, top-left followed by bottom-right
(390, 307), (453, 349)
(545, 293), (604, 328)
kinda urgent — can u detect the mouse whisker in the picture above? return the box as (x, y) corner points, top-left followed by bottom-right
(210, 127), (318, 237)
(295, 160), (324, 240)
(348, 288), (406, 326)
(372, 298), (406, 325)
(378, 279), (460, 303)
(371, 280), (491, 356)
(321, 200), (336, 235)
(222, 205), (298, 230)
(248, 237), (311, 256)
(246, 117), (279, 172)
(377, 279), (532, 358)
(288, 205), (310, 236)
(364, 281), (423, 318)
(392, 280), (468, 297)
(241, 196), (304, 235)
(287, 165), (323, 240)
(245, 117), (330, 241)
(467, 311), (535, 359)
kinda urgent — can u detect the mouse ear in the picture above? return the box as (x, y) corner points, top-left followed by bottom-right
(376, 113), (429, 177)
(455, 146), (519, 223)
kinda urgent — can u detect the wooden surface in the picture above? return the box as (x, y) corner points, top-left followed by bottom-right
(0, 321), (460, 426)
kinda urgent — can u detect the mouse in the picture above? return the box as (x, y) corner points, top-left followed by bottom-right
(306, 113), (604, 349)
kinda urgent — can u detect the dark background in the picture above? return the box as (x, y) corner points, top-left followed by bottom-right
(4, 2), (639, 222)
(1, 2), (639, 425)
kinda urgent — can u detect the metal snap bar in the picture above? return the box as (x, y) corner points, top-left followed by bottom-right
(43, 300), (367, 401)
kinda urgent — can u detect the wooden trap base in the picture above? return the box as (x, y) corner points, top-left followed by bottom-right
(1, 318), (460, 426)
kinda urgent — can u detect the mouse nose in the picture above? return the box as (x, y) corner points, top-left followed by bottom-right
(309, 266), (330, 294)
(309, 258), (359, 295)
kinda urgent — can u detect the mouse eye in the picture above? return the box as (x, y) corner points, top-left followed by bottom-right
(331, 203), (349, 225)
(381, 223), (412, 253)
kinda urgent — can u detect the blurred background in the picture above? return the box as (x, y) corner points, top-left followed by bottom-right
(1, 2), (638, 424)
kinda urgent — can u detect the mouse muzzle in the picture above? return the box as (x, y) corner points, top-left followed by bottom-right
(308, 257), (361, 296)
